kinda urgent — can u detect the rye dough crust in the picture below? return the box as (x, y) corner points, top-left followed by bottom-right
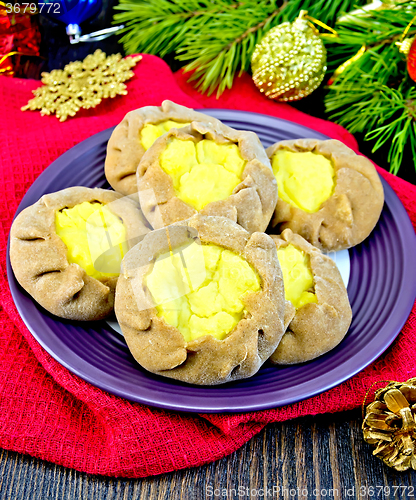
(267, 139), (384, 251)
(105, 100), (223, 195)
(270, 229), (352, 364)
(137, 121), (277, 234)
(115, 215), (286, 385)
(10, 187), (150, 321)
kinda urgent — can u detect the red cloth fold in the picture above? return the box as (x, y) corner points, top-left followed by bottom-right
(0, 54), (415, 477)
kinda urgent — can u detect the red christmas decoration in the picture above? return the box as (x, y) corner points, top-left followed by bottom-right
(407, 37), (416, 82)
(0, 6), (41, 77)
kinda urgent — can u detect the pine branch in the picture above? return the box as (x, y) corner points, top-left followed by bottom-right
(113, 0), (367, 96)
(114, 0), (238, 57)
(324, 2), (416, 175)
(178, 0), (368, 95)
(323, 1), (416, 67)
(364, 85), (416, 175)
(176, 0), (284, 96)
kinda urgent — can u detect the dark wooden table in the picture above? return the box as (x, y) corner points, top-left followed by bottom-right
(2, 409), (416, 500)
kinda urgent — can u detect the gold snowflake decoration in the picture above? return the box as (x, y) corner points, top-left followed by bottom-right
(21, 50), (142, 122)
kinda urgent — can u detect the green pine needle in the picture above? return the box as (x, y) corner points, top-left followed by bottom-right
(324, 1), (416, 175)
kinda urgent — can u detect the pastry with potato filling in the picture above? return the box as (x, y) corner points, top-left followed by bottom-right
(267, 139), (384, 252)
(272, 150), (335, 213)
(159, 139), (246, 211)
(145, 242), (260, 342)
(55, 201), (128, 280)
(136, 121), (278, 234)
(276, 244), (317, 309)
(269, 229), (352, 365)
(10, 186), (149, 321)
(105, 101), (223, 196)
(140, 120), (190, 151)
(115, 214), (285, 385)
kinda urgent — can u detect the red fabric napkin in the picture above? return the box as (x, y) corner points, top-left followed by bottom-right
(0, 54), (415, 478)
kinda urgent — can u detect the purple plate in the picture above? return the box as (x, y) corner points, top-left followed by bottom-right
(7, 110), (416, 413)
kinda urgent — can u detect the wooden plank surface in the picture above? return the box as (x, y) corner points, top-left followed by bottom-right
(1, 410), (416, 500)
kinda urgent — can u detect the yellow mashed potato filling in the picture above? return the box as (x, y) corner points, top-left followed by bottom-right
(55, 201), (128, 280)
(159, 138), (246, 211)
(272, 150), (335, 213)
(277, 244), (317, 309)
(145, 242), (260, 342)
(140, 120), (190, 151)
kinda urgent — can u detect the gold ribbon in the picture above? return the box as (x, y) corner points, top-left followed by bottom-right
(298, 11), (361, 84)
(0, 52), (20, 76)
(361, 379), (398, 419)
(328, 45), (367, 84)
(301, 10), (366, 84)
(304, 13), (338, 38)
(395, 14), (416, 54)
(0, 51), (42, 76)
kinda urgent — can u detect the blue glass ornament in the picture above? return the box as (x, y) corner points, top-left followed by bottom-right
(40, 0), (103, 42)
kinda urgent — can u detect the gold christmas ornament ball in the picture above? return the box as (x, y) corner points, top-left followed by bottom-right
(251, 12), (327, 101)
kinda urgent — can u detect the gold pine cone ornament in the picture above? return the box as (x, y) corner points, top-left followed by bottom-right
(251, 11), (327, 101)
(363, 379), (416, 471)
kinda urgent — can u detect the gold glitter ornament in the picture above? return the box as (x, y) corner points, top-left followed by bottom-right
(251, 10), (327, 101)
(22, 50), (142, 122)
(362, 378), (416, 472)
